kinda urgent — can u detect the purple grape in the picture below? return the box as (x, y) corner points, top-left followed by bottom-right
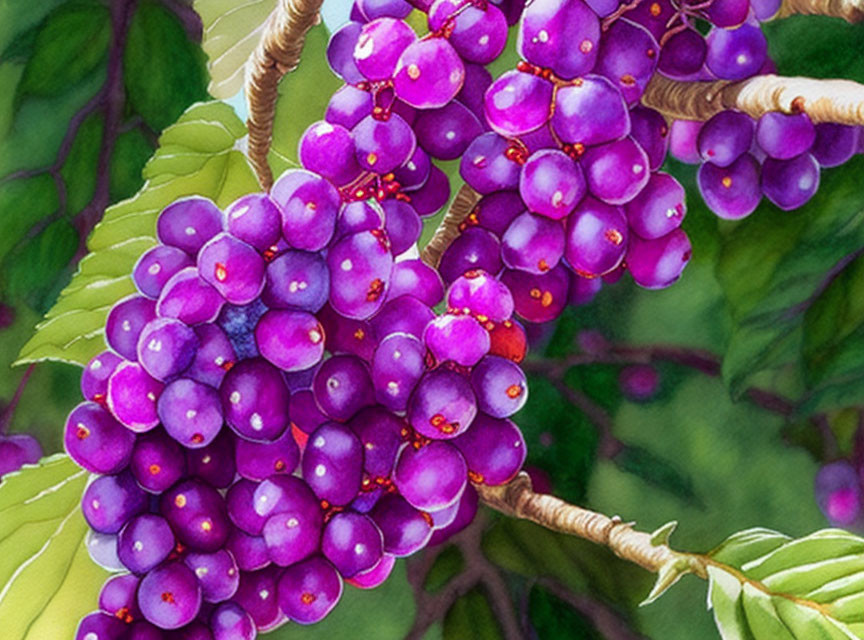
(424, 313), (491, 367)
(216, 299), (268, 360)
(106, 295), (157, 361)
(630, 106), (669, 171)
(353, 18), (416, 81)
(408, 164), (451, 217)
(262, 251), (329, 313)
(627, 229), (692, 290)
(86, 530), (124, 572)
(227, 479), (268, 535)
(370, 493), (433, 556)
(134, 245), (194, 299)
(65, 402), (135, 474)
(271, 170), (340, 252)
(484, 70), (553, 137)
(564, 197), (628, 277)
(381, 200), (421, 254)
(393, 37), (465, 109)
(594, 19), (659, 104)
(130, 429), (186, 493)
(185, 550), (240, 603)
(815, 461), (862, 526)
(438, 227), (502, 283)
(210, 602), (255, 640)
(491, 0), (526, 24)
(395, 441), (467, 510)
(500, 264), (570, 323)
(157, 197), (222, 256)
(290, 388), (329, 435)
(352, 113), (416, 173)
(106, 362), (163, 432)
(470, 355), (528, 418)
(371, 332), (426, 411)
(519, 150), (586, 220)
(220, 358), (291, 441)
(326, 84), (373, 128)
(198, 233), (265, 306)
(501, 212), (565, 274)
(347, 553), (396, 589)
(453, 413), (525, 485)
(312, 355), (375, 422)
(428, 0), (508, 64)
(75, 612), (127, 640)
(414, 101), (483, 161)
(625, 0), (674, 42)
(761, 153), (821, 211)
(235, 429), (299, 481)
(327, 230), (393, 320)
(81, 350), (123, 402)
(428, 497), (461, 530)
(408, 369), (477, 439)
(327, 22), (365, 83)
(387, 259), (444, 306)
(698, 110), (755, 167)
(756, 112), (816, 160)
(99, 573), (141, 621)
(226, 529), (270, 572)
(669, 119), (703, 164)
(224, 193), (282, 252)
(299, 121), (361, 186)
(169, 622), (215, 640)
(337, 200), (384, 238)
(369, 294), (434, 340)
(705, 0), (750, 26)
(302, 422), (364, 505)
(619, 364), (660, 400)
(697, 152), (762, 219)
(658, 28), (706, 78)
(456, 63), (493, 122)
(624, 172), (686, 240)
(185, 324), (235, 388)
(460, 132), (521, 194)
(118, 513), (175, 574)
(322, 511), (384, 577)
(357, 0), (413, 19)
(582, 137), (650, 205)
(446, 269), (514, 322)
(811, 123), (860, 168)
(138, 562), (202, 630)
(158, 378), (223, 447)
(518, 0), (600, 79)
(83, 471), (148, 534)
(470, 191), (524, 236)
(551, 76), (630, 146)
(394, 146), (432, 191)
(348, 406), (405, 478)
(706, 24), (767, 81)
(254, 309), (325, 372)
(137, 318), (199, 381)
(161, 479), (230, 552)
(157, 267), (225, 326)
(277, 556), (343, 624)
(318, 304), (378, 362)
(231, 567), (285, 631)
(428, 484), (478, 545)
(186, 429), (236, 489)
(752, 0), (782, 19)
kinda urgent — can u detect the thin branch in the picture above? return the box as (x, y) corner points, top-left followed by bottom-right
(777, 0), (864, 21)
(537, 578), (650, 640)
(642, 73), (864, 125)
(419, 184), (482, 268)
(0, 364), (36, 436)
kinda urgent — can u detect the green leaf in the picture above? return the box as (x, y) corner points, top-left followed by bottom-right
(613, 445), (701, 506)
(109, 127), (154, 202)
(269, 24), (342, 176)
(443, 588), (504, 640)
(60, 113), (104, 214)
(0, 174), (60, 261)
(16, 101), (259, 366)
(716, 155), (864, 398)
(194, 0), (279, 98)
(0, 0), (67, 54)
(763, 18), (864, 83)
(124, 0), (209, 130)
(0, 454), (108, 640)
(528, 584), (605, 639)
(266, 561), (416, 639)
(18, 1), (111, 98)
(703, 528), (864, 639)
(424, 546), (465, 593)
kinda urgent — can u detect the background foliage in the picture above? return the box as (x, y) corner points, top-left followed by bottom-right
(0, 1), (863, 638)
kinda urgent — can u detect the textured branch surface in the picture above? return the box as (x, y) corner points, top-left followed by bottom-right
(419, 184), (482, 268)
(778, 0), (864, 21)
(475, 473), (698, 576)
(246, 0), (323, 190)
(642, 73), (864, 126)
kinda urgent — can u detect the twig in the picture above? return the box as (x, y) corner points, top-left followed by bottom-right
(777, 0), (864, 21)
(0, 364), (36, 436)
(642, 73), (864, 125)
(419, 184), (482, 268)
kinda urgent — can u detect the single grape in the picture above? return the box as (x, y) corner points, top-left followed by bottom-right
(352, 113), (416, 173)
(564, 197), (628, 277)
(138, 562), (203, 630)
(220, 358), (291, 442)
(697, 153), (762, 219)
(428, 484), (478, 545)
(117, 513), (176, 574)
(500, 264), (570, 323)
(105, 295), (157, 361)
(137, 317), (199, 381)
(225, 193), (282, 252)
(198, 233), (266, 306)
(439, 226), (503, 284)
(81, 350), (123, 403)
(705, 24), (767, 81)
(658, 27), (706, 78)
(469, 191), (524, 237)
(811, 123), (860, 168)
(370, 294), (434, 340)
(626, 0), (675, 41)
(629, 106), (669, 171)
(353, 17), (417, 81)
(756, 112), (816, 160)
(161, 479), (231, 552)
(424, 313), (491, 367)
(347, 553), (396, 589)
(470, 355), (528, 418)
(327, 22), (365, 83)
(501, 211), (565, 274)
(255, 309), (326, 372)
(669, 119), (703, 164)
(158, 378), (223, 447)
(518, 149), (586, 220)
(235, 429), (300, 481)
(582, 137), (650, 205)
(317, 304), (378, 362)
(408, 164), (451, 217)
(369, 493), (433, 556)
(98, 573), (141, 622)
(312, 355), (375, 422)
(814, 461), (862, 526)
(65, 402), (135, 474)
(446, 269), (515, 322)
(371, 332), (426, 411)
(210, 602), (256, 640)
(271, 170), (340, 252)
(326, 84), (374, 129)
(393, 146), (432, 191)
(408, 369), (477, 439)
(594, 19), (659, 104)
(277, 556), (343, 624)
(459, 132), (521, 194)
(290, 388), (329, 435)
(157, 197), (222, 256)
(327, 229), (393, 320)
(157, 267), (225, 326)
(551, 75), (630, 146)
(302, 422), (364, 506)
(619, 364), (660, 401)
(130, 429), (187, 493)
(75, 612), (127, 640)
(106, 361), (163, 432)
(453, 413), (526, 485)
(82, 471), (148, 534)
(226, 529), (271, 572)
(299, 121), (361, 185)
(413, 101), (483, 161)
(697, 110), (755, 167)
(624, 172), (686, 240)
(322, 511), (384, 577)
(185, 324), (235, 389)
(86, 530), (125, 572)
(393, 37), (465, 109)
(518, 0), (600, 79)
(381, 200), (422, 254)
(705, 0), (750, 26)
(184, 549), (240, 604)
(761, 153), (820, 211)
(133, 245), (194, 299)
(627, 229), (692, 289)
(348, 406), (405, 478)
(428, 0), (508, 64)
(484, 70), (553, 137)
(387, 259), (444, 307)
(357, 0), (413, 19)
(337, 200), (385, 238)
(186, 429), (236, 489)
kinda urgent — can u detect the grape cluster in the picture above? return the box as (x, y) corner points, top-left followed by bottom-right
(671, 108), (864, 217)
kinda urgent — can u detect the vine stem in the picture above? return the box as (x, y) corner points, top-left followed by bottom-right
(778, 0), (864, 21)
(641, 73), (864, 125)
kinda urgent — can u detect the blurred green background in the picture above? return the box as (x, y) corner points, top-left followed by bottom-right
(1, 1), (864, 638)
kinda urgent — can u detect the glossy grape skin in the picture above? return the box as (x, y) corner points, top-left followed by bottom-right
(352, 113), (416, 173)
(227, 480), (268, 536)
(235, 430), (300, 481)
(302, 422), (364, 506)
(106, 295), (157, 361)
(624, 173), (686, 240)
(551, 75), (630, 147)
(627, 229), (692, 290)
(300, 121), (361, 187)
(501, 212), (565, 275)
(327, 22), (364, 83)
(157, 197), (222, 256)
(518, 0), (600, 79)
(326, 84), (373, 129)
(470, 356), (528, 418)
(413, 101), (483, 161)
(424, 313), (491, 367)
(137, 562), (203, 630)
(353, 17), (416, 81)
(438, 227), (502, 284)
(322, 511), (384, 577)
(312, 355), (375, 422)
(381, 200), (422, 255)
(210, 602), (256, 640)
(697, 153), (762, 219)
(705, 24), (767, 81)
(186, 429), (236, 489)
(347, 553), (396, 589)
(75, 612), (127, 640)
(500, 265), (570, 324)
(327, 230), (394, 320)
(185, 549), (240, 603)
(658, 28), (706, 78)
(519, 149), (586, 221)
(277, 556), (343, 624)
(394, 146), (432, 191)
(408, 369), (477, 440)
(428, 484), (478, 545)
(453, 414), (526, 485)
(395, 440), (468, 510)
(65, 402), (135, 474)
(159, 378), (223, 448)
(220, 358), (291, 442)
(594, 19), (659, 104)
(117, 513), (175, 574)
(130, 429), (187, 493)
(428, 0), (507, 64)
(161, 479), (231, 553)
(456, 63), (493, 122)
(137, 318), (199, 382)
(446, 269), (515, 322)
(564, 197), (628, 277)
(469, 191), (524, 237)
(225, 193), (282, 252)
(409, 164), (452, 217)
(106, 362), (163, 433)
(387, 259), (444, 307)
(255, 309), (326, 372)
(98, 573), (141, 621)
(630, 106), (669, 171)
(811, 123), (860, 168)
(582, 137), (650, 205)
(484, 70), (553, 137)
(348, 406), (404, 478)
(756, 112), (816, 160)
(80, 350), (123, 403)
(371, 332), (426, 412)
(134, 245), (194, 299)
(761, 153), (821, 211)
(370, 493), (433, 556)
(82, 471), (148, 534)
(262, 250), (329, 313)
(669, 119), (703, 164)
(271, 170), (339, 252)
(460, 132), (521, 194)
(393, 37), (465, 109)
(697, 110), (755, 168)
(158, 268), (225, 326)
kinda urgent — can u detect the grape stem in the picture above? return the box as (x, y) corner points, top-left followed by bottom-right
(419, 184), (482, 267)
(642, 73), (864, 125)
(777, 0), (864, 21)
(246, 0), (325, 190)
